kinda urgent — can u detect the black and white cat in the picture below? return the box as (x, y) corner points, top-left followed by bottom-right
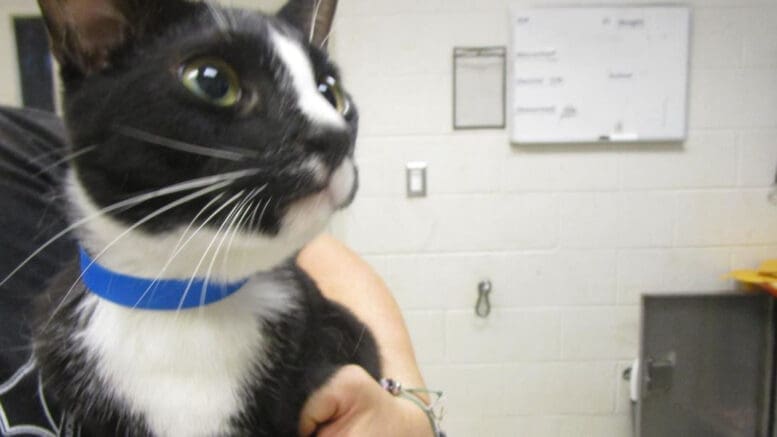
(27, 0), (380, 435)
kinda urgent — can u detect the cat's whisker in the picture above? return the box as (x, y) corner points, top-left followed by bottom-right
(257, 197), (274, 233)
(205, 192), (254, 290)
(225, 197), (256, 272)
(0, 169), (258, 289)
(217, 193), (252, 276)
(45, 180), (234, 325)
(309, 0), (324, 43)
(33, 145), (97, 176)
(230, 199), (255, 272)
(23, 143), (72, 165)
(113, 125), (257, 162)
(221, 188), (264, 272)
(237, 197), (266, 273)
(176, 190), (246, 315)
(248, 197), (264, 233)
(170, 193), (227, 256)
(133, 190), (248, 309)
(190, 210), (238, 320)
(201, 201), (247, 309)
(205, 1), (232, 34)
(319, 31), (332, 49)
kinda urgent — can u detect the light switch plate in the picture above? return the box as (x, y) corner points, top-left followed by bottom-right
(406, 162), (427, 198)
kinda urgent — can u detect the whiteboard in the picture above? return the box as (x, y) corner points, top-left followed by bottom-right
(509, 6), (691, 144)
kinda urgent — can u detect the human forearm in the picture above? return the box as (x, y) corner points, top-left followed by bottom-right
(296, 233), (426, 390)
(296, 234), (436, 436)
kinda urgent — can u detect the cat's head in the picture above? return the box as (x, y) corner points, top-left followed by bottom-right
(39, 0), (359, 274)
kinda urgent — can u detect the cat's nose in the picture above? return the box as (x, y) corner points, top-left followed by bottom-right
(305, 137), (332, 154)
(304, 129), (353, 167)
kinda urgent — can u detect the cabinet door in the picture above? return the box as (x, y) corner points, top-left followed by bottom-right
(637, 294), (774, 437)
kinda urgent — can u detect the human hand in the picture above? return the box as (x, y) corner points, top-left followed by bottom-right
(299, 365), (432, 437)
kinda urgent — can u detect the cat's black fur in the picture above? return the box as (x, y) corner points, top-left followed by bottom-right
(30, 0), (380, 435)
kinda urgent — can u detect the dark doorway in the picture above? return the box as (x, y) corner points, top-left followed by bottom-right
(13, 16), (55, 112)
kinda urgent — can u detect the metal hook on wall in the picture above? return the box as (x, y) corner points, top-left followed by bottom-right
(475, 280), (492, 318)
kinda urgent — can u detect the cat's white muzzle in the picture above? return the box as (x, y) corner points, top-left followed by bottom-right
(278, 157), (356, 252)
(327, 158), (357, 209)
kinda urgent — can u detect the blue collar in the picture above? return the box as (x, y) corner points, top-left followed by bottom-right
(79, 247), (249, 311)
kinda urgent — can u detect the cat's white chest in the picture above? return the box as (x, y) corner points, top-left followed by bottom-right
(77, 275), (297, 437)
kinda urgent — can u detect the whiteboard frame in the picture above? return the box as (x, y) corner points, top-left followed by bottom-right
(508, 4), (692, 145)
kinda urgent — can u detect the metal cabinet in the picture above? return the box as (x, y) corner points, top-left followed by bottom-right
(636, 294), (775, 437)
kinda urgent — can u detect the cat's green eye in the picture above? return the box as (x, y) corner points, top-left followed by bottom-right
(318, 75), (349, 115)
(180, 58), (241, 107)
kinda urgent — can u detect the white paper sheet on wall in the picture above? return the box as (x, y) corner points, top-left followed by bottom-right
(509, 6), (691, 144)
(454, 48), (506, 129)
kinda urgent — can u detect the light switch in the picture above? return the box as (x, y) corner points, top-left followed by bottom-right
(406, 162), (427, 198)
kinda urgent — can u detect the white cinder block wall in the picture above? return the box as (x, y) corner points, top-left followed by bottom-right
(0, 0), (774, 436)
(328, 0), (777, 436)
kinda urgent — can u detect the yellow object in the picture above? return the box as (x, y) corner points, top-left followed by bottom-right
(758, 260), (777, 275)
(726, 260), (777, 295)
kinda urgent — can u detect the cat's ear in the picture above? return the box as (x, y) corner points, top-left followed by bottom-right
(278, 0), (338, 50)
(37, 0), (127, 74)
(37, 0), (187, 75)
